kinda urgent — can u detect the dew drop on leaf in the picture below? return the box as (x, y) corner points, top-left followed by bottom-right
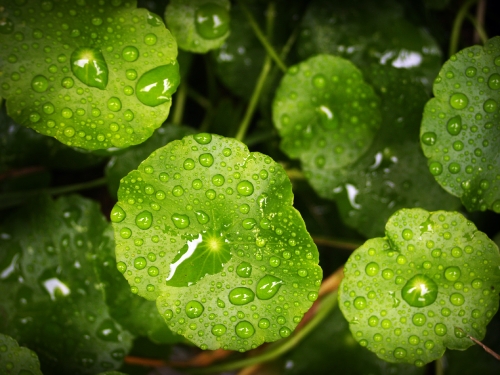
(194, 3), (230, 40)
(185, 300), (204, 319)
(110, 205), (126, 223)
(237, 180), (254, 196)
(211, 324), (226, 336)
(70, 47), (109, 90)
(171, 213), (189, 229)
(135, 211), (153, 230)
(31, 75), (49, 93)
(122, 46), (139, 62)
(401, 274), (438, 307)
(199, 153), (214, 167)
(134, 257), (147, 270)
(236, 262), (252, 278)
(235, 321), (255, 338)
(228, 287), (255, 305)
(256, 275), (283, 300)
(449, 93), (468, 109)
(135, 64), (180, 107)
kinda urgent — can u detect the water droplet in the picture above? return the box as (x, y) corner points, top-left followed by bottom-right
(212, 174), (225, 186)
(122, 46), (139, 62)
(136, 64), (180, 107)
(110, 205), (126, 222)
(31, 75), (49, 93)
(445, 266), (461, 281)
(242, 218), (256, 230)
(421, 132), (437, 146)
(308, 291), (318, 301)
(448, 162), (461, 174)
(393, 347), (407, 359)
(64, 127), (75, 137)
(147, 11), (163, 26)
(228, 287), (255, 305)
(107, 97), (122, 112)
(120, 227), (132, 238)
(446, 115), (462, 135)
(256, 275), (283, 300)
(401, 274), (438, 307)
(434, 323), (447, 336)
(136, 211), (153, 230)
(199, 153), (214, 167)
(450, 292), (465, 306)
(212, 324), (226, 336)
(402, 229), (413, 240)
(412, 313), (426, 326)
(488, 73), (500, 90)
(236, 262), (252, 278)
(194, 3), (230, 40)
(318, 105), (338, 129)
(70, 47), (108, 89)
(297, 268), (308, 277)
(279, 327), (291, 337)
(483, 98), (498, 113)
(185, 300), (204, 318)
(217, 298), (225, 308)
(171, 213), (190, 229)
(96, 319), (120, 342)
(258, 318), (270, 329)
(449, 93), (468, 109)
(194, 210), (210, 224)
(269, 257), (281, 267)
(116, 261), (127, 273)
(353, 296), (367, 310)
(0, 17), (14, 34)
(235, 321), (255, 338)
(134, 257), (147, 270)
(365, 262), (379, 276)
(237, 180), (254, 196)
(429, 162), (443, 176)
(194, 133), (212, 144)
(147, 266), (159, 277)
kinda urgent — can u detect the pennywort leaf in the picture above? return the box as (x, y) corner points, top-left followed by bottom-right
(421, 36), (500, 213)
(112, 133), (322, 351)
(0, 0), (179, 150)
(0, 333), (43, 375)
(339, 208), (500, 366)
(165, 0), (231, 53)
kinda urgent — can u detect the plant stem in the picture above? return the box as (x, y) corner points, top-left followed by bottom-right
(449, 0), (479, 56)
(0, 177), (107, 209)
(312, 236), (362, 251)
(466, 13), (488, 44)
(435, 357), (444, 375)
(171, 82), (187, 125)
(189, 291), (338, 374)
(187, 87), (211, 110)
(237, 0), (287, 73)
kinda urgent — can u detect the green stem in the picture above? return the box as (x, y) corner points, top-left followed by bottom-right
(435, 357), (444, 375)
(466, 13), (488, 44)
(171, 82), (187, 126)
(449, 0), (479, 56)
(237, 0), (287, 73)
(312, 236), (362, 251)
(0, 177), (107, 209)
(189, 291), (338, 374)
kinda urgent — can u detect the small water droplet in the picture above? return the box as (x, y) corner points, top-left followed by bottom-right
(402, 228), (413, 240)
(242, 218), (256, 229)
(199, 153), (214, 167)
(317, 105), (338, 129)
(412, 313), (426, 326)
(434, 323), (447, 336)
(228, 287), (255, 305)
(365, 262), (379, 276)
(429, 162), (443, 176)
(70, 47), (108, 89)
(421, 132), (437, 146)
(256, 275), (283, 300)
(235, 321), (255, 338)
(96, 319), (120, 342)
(185, 300), (204, 318)
(258, 318), (270, 329)
(401, 274), (438, 307)
(279, 326), (291, 337)
(488, 73), (500, 90)
(107, 97), (122, 112)
(483, 98), (498, 113)
(195, 210), (210, 224)
(136, 211), (153, 230)
(393, 347), (407, 359)
(171, 213), (190, 229)
(450, 292), (465, 306)
(110, 205), (126, 222)
(269, 257), (281, 267)
(236, 262), (252, 278)
(211, 324), (226, 336)
(120, 227), (132, 238)
(237, 180), (254, 196)
(135, 64), (180, 106)
(194, 3), (230, 40)
(116, 261), (127, 273)
(353, 296), (367, 310)
(31, 75), (49, 93)
(122, 45), (139, 62)
(449, 93), (468, 109)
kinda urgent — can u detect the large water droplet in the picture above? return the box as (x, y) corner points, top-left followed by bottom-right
(185, 300), (204, 318)
(228, 287), (255, 305)
(195, 210), (210, 224)
(256, 275), (283, 300)
(235, 321), (255, 338)
(412, 313), (426, 326)
(171, 213), (190, 229)
(31, 75), (49, 93)
(110, 205), (126, 223)
(135, 64), (180, 107)
(194, 3), (230, 40)
(134, 257), (147, 270)
(353, 296), (367, 310)
(136, 211), (153, 230)
(488, 73), (500, 90)
(236, 262), (252, 277)
(122, 45), (139, 62)
(401, 274), (438, 307)
(450, 292), (465, 306)
(237, 180), (254, 196)
(429, 162), (443, 176)
(318, 105), (338, 129)
(449, 93), (468, 109)
(446, 115), (462, 135)
(365, 262), (379, 276)
(70, 47), (108, 90)
(199, 153), (214, 167)
(211, 324), (226, 336)
(421, 132), (437, 146)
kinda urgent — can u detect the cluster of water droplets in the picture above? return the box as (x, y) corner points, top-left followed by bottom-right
(112, 133), (322, 350)
(340, 208), (500, 365)
(0, 0), (179, 149)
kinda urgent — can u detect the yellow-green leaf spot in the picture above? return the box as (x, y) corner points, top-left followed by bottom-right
(421, 36), (500, 212)
(339, 208), (500, 366)
(165, 0), (231, 53)
(112, 134), (322, 351)
(0, 0), (179, 150)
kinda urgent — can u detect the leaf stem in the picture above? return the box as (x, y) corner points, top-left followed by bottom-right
(449, 0), (479, 56)
(312, 236), (362, 251)
(466, 13), (488, 44)
(188, 291), (339, 374)
(435, 357), (444, 375)
(171, 82), (187, 125)
(237, 0), (287, 73)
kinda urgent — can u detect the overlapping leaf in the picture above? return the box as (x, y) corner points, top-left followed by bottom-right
(0, 0), (179, 150)
(0, 333), (43, 375)
(421, 36), (500, 212)
(165, 0), (230, 53)
(0, 195), (133, 374)
(339, 208), (500, 365)
(112, 133), (322, 351)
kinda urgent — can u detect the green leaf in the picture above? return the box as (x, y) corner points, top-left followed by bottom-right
(0, 195), (133, 374)
(284, 306), (424, 375)
(272, 54), (381, 170)
(105, 124), (196, 198)
(112, 133), (322, 351)
(308, 65), (460, 237)
(339, 208), (500, 366)
(0, 333), (43, 375)
(420, 36), (500, 213)
(165, 0), (231, 53)
(0, 0), (179, 150)
(296, 0), (442, 90)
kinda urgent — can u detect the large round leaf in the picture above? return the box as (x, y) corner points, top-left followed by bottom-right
(421, 37), (500, 213)
(165, 0), (231, 53)
(339, 208), (500, 366)
(0, 0), (179, 150)
(112, 133), (322, 351)
(0, 333), (42, 375)
(272, 54), (381, 169)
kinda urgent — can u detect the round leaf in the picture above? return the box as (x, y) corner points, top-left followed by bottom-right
(0, 333), (43, 375)
(0, 0), (179, 150)
(339, 208), (500, 366)
(112, 133), (322, 351)
(272, 54), (381, 170)
(420, 37), (500, 212)
(165, 0), (231, 53)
